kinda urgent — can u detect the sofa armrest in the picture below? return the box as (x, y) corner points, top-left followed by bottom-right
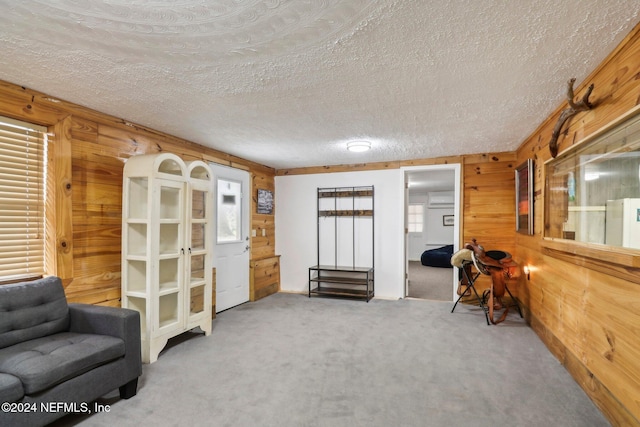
(68, 304), (142, 378)
(68, 303), (139, 339)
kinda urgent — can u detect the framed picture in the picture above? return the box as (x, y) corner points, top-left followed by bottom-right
(257, 189), (273, 214)
(515, 159), (534, 235)
(443, 215), (454, 226)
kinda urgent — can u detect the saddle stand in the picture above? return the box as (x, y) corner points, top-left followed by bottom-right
(451, 258), (490, 325)
(450, 239), (523, 325)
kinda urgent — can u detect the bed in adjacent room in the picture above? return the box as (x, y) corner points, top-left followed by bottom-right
(420, 244), (454, 268)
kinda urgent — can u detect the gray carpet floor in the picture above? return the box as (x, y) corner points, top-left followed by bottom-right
(53, 293), (609, 427)
(407, 261), (453, 301)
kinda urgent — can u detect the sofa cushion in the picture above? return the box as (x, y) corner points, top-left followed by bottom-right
(0, 332), (125, 394)
(0, 277), (69, 349)
(0, 373), (23, 403)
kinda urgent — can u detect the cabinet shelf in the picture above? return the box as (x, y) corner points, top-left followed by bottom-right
(125, 290), (147, 299)
(189, 281), (206, 289)
(158, 252), (181, 259)
(126, 218), (148, 224)
(159, 318), (179, 329)
(159, 286), (180, 296)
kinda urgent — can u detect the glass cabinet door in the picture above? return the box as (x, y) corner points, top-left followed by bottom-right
(154, 179), (184, 332)
(187, 186), (210, 317)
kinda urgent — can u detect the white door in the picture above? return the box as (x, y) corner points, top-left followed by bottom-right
(211, 164), (250, 312)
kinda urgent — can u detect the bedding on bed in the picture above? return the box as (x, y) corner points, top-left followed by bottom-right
(420, 244), (454, 268)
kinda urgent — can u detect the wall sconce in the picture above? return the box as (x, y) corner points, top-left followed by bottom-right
(523, 265), (530, 281)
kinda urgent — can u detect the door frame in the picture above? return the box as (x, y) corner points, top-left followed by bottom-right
(401, 164), (461, 300)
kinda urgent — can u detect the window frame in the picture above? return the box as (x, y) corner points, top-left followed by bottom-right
(542, 104), (640, 281)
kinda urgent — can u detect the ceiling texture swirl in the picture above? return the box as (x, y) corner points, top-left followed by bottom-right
(0, 0), (639, 169)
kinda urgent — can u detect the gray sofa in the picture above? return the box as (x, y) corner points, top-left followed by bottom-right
(0, 276), (142, 427)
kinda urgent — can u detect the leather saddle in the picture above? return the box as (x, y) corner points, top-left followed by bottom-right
(463, 238), (517, 324)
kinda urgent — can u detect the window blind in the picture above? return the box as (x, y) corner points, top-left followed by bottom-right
(408, 203), (424, 233)
(0, 116), (47, 282)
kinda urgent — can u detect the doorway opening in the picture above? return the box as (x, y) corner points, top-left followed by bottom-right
(403, 164), (461, 301)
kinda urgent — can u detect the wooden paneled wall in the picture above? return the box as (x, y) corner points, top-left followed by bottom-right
(461, 152), (518, 293)
(251, 170), (276, 261)
(250, 255), (280, 301)
(514, 23), (640, 427)
(0, 80), (277, 307)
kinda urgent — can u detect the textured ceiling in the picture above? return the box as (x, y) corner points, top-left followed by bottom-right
(1, 1), (639, 170)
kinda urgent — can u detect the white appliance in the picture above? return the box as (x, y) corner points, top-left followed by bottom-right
(605, 198), (640, 249)
(427, 191), (454, 208)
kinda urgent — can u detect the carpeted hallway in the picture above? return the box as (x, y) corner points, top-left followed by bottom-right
(407, 261), (454, 301)
(53, 293), (609, 427)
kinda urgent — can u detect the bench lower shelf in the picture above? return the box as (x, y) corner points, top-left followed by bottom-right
(309, 286), (374, 300)
(308, 265), (374, 302)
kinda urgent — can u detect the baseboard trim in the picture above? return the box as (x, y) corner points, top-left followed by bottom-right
(276, 290), (307, 295)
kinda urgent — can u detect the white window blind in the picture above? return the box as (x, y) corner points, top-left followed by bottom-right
(408, 203), (424, 233)
(0, 116), (48, 282)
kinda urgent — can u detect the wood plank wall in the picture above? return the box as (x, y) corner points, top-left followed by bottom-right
(0, 80), (277, 308)
(514, 22), (640, 427)
(461, 152), (518, 292)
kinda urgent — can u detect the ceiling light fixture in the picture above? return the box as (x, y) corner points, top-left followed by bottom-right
(347, 141), (371, 152)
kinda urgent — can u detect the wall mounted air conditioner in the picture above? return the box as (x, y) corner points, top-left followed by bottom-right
(427, 191), (454, 208)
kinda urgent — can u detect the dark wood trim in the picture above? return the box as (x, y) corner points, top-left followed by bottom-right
(540, 238), (640, 284)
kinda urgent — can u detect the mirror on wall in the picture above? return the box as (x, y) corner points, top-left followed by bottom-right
(545, 109), (640, 250)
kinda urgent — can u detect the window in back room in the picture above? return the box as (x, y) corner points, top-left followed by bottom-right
(408, 203), (424, 233)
